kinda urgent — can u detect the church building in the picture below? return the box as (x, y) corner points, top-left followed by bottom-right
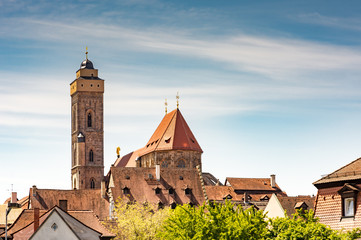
(2, 53), (286, 232)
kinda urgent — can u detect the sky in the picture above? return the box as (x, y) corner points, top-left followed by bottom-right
(2, 0), (361, 202)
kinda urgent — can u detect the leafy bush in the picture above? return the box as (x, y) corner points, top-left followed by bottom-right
(107, 199), (361, 240)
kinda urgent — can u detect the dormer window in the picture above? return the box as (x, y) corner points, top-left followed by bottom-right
(155, 187), (161, 195)
(185, 188), (192, 195)
(123, 187), (130, 195)
(223, 194), (233, 200)
(169, 188), (175, 195)
(170, 202), (177, 209)
(338, 184), (359, 218)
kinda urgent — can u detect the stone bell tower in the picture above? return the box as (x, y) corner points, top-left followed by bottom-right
(70, 50), (104, 190)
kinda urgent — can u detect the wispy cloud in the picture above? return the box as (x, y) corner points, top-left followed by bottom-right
(2, 17), (361, 81)
(295, 12), (361, 32)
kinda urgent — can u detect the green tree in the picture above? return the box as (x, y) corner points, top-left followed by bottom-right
(158, 201), (268, 240)
(108, 198), (170, 240)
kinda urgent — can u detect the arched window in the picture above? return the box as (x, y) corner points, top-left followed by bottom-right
(90, 179), (95, 189)
(177, 160), (185, 168)
(89, 150), (94, 162)
(87, 112), (92, 128)
(161, 160), (168, 168)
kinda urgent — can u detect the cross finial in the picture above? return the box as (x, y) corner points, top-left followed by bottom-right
(165, 98), (168, 114)
(85, 46), (88, 60)
(176, 92), (179, 109)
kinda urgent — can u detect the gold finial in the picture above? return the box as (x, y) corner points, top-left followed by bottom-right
(165, 98), (168, 115)
(176, 92), (179, 109)
(85, 46), (88, 60)
(116, 146), (120, 158)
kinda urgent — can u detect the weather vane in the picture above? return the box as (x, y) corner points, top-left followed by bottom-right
(165, 98), (168, 114)
(85, 46), (88, 60)
(116, 146), (120, 158)
(176, 92), (179, 109)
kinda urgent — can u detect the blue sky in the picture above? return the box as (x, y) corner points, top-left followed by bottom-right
(2, 0), (361, 201)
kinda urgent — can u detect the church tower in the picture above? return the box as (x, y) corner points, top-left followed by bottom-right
(70, 51), (104, 190)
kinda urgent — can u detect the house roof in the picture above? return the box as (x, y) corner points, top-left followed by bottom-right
(29, 188), (110, 220)
(277, 195), (316, 217)
(114, 109), (202, 168)
(68, 210), (115, 238)
(3, 195), (29, 209)
(0, 204), (23, 225)
(225, 177), (284, 193)
(0, 209), (48, 237)
(313, 157), (361, 186)
(4, 207), (115, 239)
(109, 167), (205, 206)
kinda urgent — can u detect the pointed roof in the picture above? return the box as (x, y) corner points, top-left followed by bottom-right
(141, 109), (203, 156)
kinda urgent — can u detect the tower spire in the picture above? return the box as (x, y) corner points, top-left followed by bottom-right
(176, 92), (179, 109)
(165, 98), (168, 115)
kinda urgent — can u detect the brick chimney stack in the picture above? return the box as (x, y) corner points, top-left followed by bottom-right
(34, 208), (39, 232)
(11, 192), (17, 204)
(270, 174), (276, 188)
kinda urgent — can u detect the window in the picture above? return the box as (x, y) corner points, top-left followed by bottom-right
(87, 112), (92, 127)
(344, 197), (355, 217)
(171, 202), (177, 209)
(155, 187), (161, 195)
(89, 150), (94, 162)
(177, 160), (185, 168)
(161, 160), (168, 168)
(338, 183), (359, 218)
(185, 188), (192, 195)
(169, 188), (174, 195)
(123, 187), (130, 195)
(90, 179), (95, 189)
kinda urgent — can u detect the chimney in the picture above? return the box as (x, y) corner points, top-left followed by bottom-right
(270, 174), (276, 188)
(11, 192), (17, 204)
(156, 164), (160, 181)
(244, 192), (248, 204)
(32, 185), (37, 197)
(101, 179), (106, 198)
(34, 208), (39, 232)
(59, 200), (68, 212)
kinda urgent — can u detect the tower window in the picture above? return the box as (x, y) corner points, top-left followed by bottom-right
(89, 150), (94, 162)
(88, 113), (92, 128)
(90, 179), (95, 189)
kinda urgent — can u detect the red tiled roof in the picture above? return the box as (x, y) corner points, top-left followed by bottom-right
(225, 177), (283, 192)
(109, 167), (205, 206)
(0, 209), (48, 237)
(114, 148), (144, 167)
(141, 109), (203, 156)
(314, 157), (361, 185)
(277, 195), (315, 217)
(29, 188), (109, 220)
(114, 109), (202, 168)
(69, 210), (115, 238)
(10, 207), (115, 240)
